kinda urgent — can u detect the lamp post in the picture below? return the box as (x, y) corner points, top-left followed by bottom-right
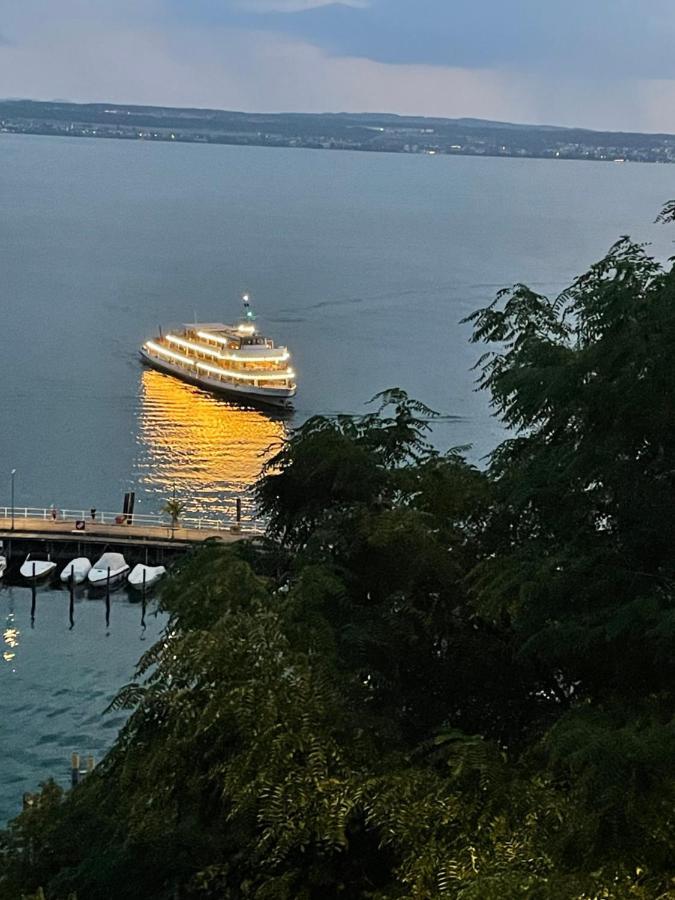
(10, 469), (16, 531)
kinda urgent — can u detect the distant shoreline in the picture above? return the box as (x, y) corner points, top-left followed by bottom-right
(3, 99), (675, 164)
(0, 127), (656, 165)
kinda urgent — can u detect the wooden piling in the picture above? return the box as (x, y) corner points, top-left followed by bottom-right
(69, 570), (75, 629)
(71, 752), (80, 787)
(31, 567), (36, 624)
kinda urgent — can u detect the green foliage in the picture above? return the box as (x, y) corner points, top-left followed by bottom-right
(255, 389), (439, 548)
(162, 497), (186, 528)
(3, 224), (675, 899)
(465, 235), (675, 704)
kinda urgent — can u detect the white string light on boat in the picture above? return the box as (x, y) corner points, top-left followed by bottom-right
(166, 334), (223, 360)
(195, 361), (295, 382)
(192, 331), (290, 363)
(144, 341), (194, 367)
(145, 339), (294, 385)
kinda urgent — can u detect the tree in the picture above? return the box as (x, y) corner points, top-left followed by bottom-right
(162, 497), (185, 538)
(255, 389), (440, 549)
(464, 231), (675, 876)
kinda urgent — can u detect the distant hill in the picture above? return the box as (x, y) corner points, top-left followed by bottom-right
(2, 99), (675, 163)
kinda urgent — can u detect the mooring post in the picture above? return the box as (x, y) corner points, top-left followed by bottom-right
(10, 469), (16, 532)
(31, 568), (37, 625)
(86, 754), (95, 774)
(141, 568), (147, 628)
(71, 752), (80, 787)
(69, 570), (75, 629)
(105, 567), (111, 627)
(236, 497), (242, 525)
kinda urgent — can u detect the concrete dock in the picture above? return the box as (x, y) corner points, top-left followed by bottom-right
(0, 514), (255, 572)
(0, 515), (248, 548)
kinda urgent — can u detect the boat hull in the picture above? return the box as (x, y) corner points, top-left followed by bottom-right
(60, 558), (92, 585)
(88, 567), (129, 587)
(139, 349), (295, 410)
(128, 564), (166, 590)
(20, 561), (57, 581)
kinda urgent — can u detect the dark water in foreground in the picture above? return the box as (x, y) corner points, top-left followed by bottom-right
(0, 582), (166, 822)
(2, 133), (675, 821)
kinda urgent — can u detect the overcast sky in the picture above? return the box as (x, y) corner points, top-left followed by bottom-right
(2, 0), (675, 131)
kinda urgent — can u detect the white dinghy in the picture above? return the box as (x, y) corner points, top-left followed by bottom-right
(60, 557), (92, 585)
(20, 553), (57, 582)
(128, 564), (167, 591)
(0, 556), (7, 579)
(88, 552), (130, 587)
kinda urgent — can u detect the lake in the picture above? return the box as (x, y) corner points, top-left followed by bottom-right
(3, 134), (675, 515)
(2, 133), (675, 821)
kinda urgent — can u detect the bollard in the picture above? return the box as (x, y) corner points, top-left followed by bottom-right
(31, 572), (37, 625)
(236, 497), (242, 524)
(86, 754), (95, 774)
(141, 568), (147, 628)
(71, 752), (80, 787)
(69, 571), (75, 629)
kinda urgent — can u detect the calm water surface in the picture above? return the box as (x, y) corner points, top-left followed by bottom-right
(0, 584), (165, 821)
(3, 134), (675, 513)
(1, 133), (675, 820)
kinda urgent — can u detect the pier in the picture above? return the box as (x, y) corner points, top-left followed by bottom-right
(0, 506), (260, 566)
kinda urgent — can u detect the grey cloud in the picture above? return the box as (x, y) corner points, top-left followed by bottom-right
(3, 0), (675, 133)
(212, 0), (675, 82)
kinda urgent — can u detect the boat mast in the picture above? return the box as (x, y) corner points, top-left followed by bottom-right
(239, 293), (257, 334)
(242, 293), (255, 323)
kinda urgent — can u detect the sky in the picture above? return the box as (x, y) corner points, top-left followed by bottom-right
(2, 0), (675, 132)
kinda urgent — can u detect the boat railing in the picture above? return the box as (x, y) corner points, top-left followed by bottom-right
(0, 504), (264, 535)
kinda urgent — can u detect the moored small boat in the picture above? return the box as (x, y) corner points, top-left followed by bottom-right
(20, 553), (57, 582)
(128, 563), (167, 590)
(88, 552), (130, 587)
(60, 557), (92, 585)
(0, 556), (7, 579)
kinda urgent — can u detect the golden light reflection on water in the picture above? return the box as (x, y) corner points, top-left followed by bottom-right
(135, 370), (288, 517)
(4, 616), (19, 664)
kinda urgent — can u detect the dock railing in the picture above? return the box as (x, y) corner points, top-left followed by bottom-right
(0, 504), (264, 535)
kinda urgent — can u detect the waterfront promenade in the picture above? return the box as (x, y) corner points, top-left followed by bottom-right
(0, 506), (257, 550)
(0, 516), (245, 546)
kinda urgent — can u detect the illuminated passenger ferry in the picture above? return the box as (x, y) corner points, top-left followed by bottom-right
(140, 295), (296, 409)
